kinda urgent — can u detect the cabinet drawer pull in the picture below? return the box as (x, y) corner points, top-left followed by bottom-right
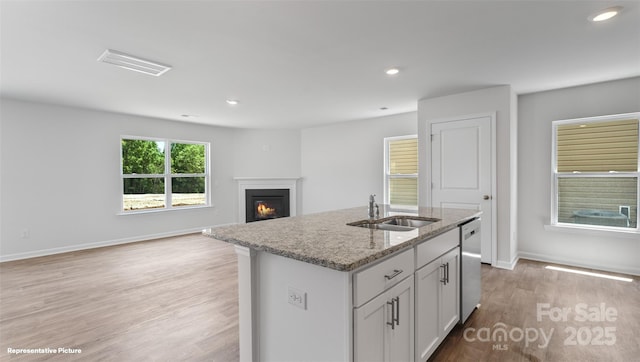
(386, 296), (400, 329)
(394, 296), (400, 327)
(386, 299), (396, 330)
(446, 262), (450, 284)
(440, 264), (447, 285)
(384, 269), (403, 280)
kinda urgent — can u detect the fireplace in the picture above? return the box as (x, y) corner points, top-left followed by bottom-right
(236, 177), (299, 223)
(245, 189), (290, 223)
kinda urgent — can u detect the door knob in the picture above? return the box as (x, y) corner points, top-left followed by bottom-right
(483, 195), (491, 200)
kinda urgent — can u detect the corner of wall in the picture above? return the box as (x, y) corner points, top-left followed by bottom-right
(509, 89), (519, 265)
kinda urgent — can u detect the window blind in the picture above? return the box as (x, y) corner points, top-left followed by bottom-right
(388, 137), (418, 205)
(389, 178), (418, 205)
(557, 119), (639, 172)
(389, 138), (418, 174)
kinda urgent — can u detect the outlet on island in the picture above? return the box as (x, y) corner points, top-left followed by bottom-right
(287, 286), (307, 310)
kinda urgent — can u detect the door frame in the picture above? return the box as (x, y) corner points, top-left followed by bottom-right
(421, 112), (497, 266)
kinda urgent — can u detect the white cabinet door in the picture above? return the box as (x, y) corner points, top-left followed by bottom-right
(354, 276), (414, 362)
(388, 276), (414, 362)
(440, 248), (460, 336)
(415, 247), (460, 362)
(354, 290), (386, 362)
(415, 259), (441, 362)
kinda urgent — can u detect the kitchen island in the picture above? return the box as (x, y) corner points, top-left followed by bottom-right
(205, 205), (480, 362)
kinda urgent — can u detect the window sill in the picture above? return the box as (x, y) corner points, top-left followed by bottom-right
(544, 223), (639, 239)
(118, 204), (214, 216)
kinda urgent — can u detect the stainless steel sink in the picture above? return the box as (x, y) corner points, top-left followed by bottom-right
(350, 222), (416, 232)
(348, 216), (440, 232)
(381, 216), (437, 228)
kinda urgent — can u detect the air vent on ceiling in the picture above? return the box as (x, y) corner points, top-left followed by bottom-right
(97, 49), (171, 76)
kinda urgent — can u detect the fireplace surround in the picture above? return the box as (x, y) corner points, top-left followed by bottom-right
(235, 177), (300, 224)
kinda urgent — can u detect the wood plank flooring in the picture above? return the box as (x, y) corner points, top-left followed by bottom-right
(1, 234), (638, 361)
(430, 260), (640, 362)
(0, 234), (239, 361)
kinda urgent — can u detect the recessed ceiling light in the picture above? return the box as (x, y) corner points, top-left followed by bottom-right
(97, 49), (171, 76)
(589, 6), (622, 22)
(385, 68), (400, 75)
(226, 99), (239, 105)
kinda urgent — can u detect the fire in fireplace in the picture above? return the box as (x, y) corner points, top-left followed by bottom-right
(256, 202), (277, 218)
(245, 189), (290, 223)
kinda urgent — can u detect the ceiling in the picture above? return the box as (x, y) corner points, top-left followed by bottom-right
(1, 1), (639, 129)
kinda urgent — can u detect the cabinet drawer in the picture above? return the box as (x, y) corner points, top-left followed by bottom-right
(416, 228), (459, 269)
(353, 248), (414, 307)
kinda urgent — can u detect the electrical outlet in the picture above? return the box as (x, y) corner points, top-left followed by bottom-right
(287, 286), (307, 310)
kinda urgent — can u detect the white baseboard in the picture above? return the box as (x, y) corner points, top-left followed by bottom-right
(519, 251), (640, 277)
(208, 222), (239, 228)
(0, 227), (210, 263)
(494, 254), (519, 270)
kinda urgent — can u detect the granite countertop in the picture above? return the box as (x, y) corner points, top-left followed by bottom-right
(204, 205), (481, 272)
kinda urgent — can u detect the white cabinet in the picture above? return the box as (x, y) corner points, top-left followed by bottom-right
(353, 248), (414, 362)
(354, 248), (414, 307)
(440, 248), (460, 335)
(414, 258), (441, 361)
(354, 275), (414, 362)
(354, 227), (460, 362)
(415, 247), (460, 362)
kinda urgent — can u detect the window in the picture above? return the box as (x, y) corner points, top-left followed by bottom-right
(551, 113), (639, 231)
(384, 135), (418, 207)
(121, 137), (209, 212)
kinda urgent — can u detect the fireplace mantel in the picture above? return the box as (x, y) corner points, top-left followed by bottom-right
(235, 177), (301, 223)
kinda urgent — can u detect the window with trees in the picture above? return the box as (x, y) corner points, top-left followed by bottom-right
(384, 135), (418, 207)
(551, 113), (638, 231)
(121, 137), (209, 212)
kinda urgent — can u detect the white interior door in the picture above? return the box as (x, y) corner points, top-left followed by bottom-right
(431, 115), (493, 264)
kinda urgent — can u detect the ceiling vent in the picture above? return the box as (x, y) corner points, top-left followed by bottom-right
(97, 49), (171, 76)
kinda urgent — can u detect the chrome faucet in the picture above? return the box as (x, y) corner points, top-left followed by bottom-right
(368, 194), (379, 218)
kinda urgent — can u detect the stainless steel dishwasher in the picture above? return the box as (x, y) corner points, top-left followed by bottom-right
(460, 218), (481, 323)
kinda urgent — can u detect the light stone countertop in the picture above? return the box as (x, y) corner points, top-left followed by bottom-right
(204, 205), (481, 272)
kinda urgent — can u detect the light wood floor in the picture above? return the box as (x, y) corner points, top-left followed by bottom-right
(1, 234), (638, 361)
(0, 234), (239, 361)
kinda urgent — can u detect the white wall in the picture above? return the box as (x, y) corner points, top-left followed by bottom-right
(0, 99), (240, 260)
(518, 77), (640, 276)
(300, 112), (417, 214)
(6, 78), (637, 275)
(417, 86), (518, 269)
(233, 128), (301, 178)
